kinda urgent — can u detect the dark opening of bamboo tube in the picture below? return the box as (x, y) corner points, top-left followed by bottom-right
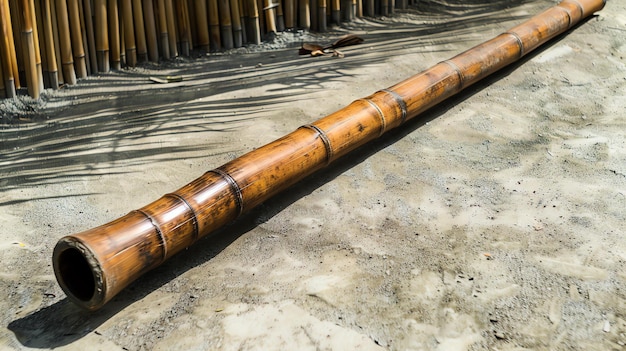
(53, 0), (605, 311)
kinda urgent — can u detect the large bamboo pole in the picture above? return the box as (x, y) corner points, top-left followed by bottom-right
(20, 0), (41, 98)
(42, 0), (59, 88)
(56, 0), (78, 85)
(0, 55), (5, 98)
(208, 0), (220, 50)
(263, 0), (276, 35)
(121, 0), (137, 66)
(284, 0), (294, 29)
(219, 0), (234, 49)
(245, 0), (260, 44)
(76, 0), (91, 76)
(108, 0), (121, 70)
(31, 0), (44, 91)
(9, 0), (24, 87)
(317, 0), (326, 32)
(298, 0), (309, 29)
(230, 0), (243, 48)
(50, 0), (64, 83)
(194, 0), (210, 51)
(52, 0), (605, 311)
(164, 0), (178, 57)
(94, 0), (109, 72)
(176, 0), (192, 56)
(330, 0), (339, 24)
(82, 0), (98, 75)
(157, 0), (170, 59)
(68, 0), (88, 77)
(0, 0), (16, 97)
(143, 0), (159, 61)
(132, 0), (148, 62)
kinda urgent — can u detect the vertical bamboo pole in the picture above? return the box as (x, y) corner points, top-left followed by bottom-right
(263, 0), (276, 34)
(20, 0), (41, 98)
(164, 0), (178, 57)
(83, 0), (98, 75)
(0, 0), (16, 97)
(31, 0), (50, 91)
(350, 0), (355, 19)
(317, 0), (325, 31)
(387, 0), (393, 14)
(297, 0), (308, 29)
(176, 0), (191, 56)
(9, 0), (25, 87)
(7, 0), (21, 88)
(275, 1), (284, 32)
(356, 0), (361, 17)
(229, 0), (242, 48)
(76, 0), (91, 75)
(238, 0), (246, 44)
(194, 0), (210, 51)
(67, 0), (87, 77)
(330, 0), (339, 24)
(256, 0), (264, 35)
(119, 13), (126, 65)
(219, 0), (234, 49)
(208, 0), (220, 50)
(0, 55), (5, 98)
(50, 0), (64, 83)
(108, 0), (121, 69)
(94, 0), (109, 72)
(121, 0), (136, 66)
(132, 0), (147, 62)
(56, 0), (77, 84)
(380, 0), (388, 17)
(283, 0), (293, 29)
(42, 0), (59, 87)
(245, 0), (259, 44)
(156, 0), (169, 58)
(143, 0), (159, 61)
(364, 0), (372, 17)
(309, 0), (317, 31)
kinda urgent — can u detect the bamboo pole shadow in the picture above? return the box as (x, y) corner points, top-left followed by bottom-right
(6, 17), (593, 345)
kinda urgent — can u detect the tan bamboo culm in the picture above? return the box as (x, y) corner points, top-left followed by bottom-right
(51, 0), (605, 310)
(1, 0), (425, 99)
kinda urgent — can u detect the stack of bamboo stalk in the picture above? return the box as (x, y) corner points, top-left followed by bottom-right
(0, 0), (415, 100)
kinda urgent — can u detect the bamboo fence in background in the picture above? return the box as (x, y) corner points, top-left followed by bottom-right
(0, 0), (416, 99)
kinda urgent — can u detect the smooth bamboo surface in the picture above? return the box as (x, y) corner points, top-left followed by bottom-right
(52, 0), (606, 311)
(108, 0), (121, 70)
(94, 0), (108, 72)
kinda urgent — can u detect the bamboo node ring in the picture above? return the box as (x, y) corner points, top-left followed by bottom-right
(165, 193), (200, 242)
(380, 89), (407, 124)
(133, 209), (168, 261)
(209, 169), (245, 216)
(503, 32), (525, 58)
(442, 59), (465, 89)
(300, 124), (334, 164)
(359, 98), (387, 136)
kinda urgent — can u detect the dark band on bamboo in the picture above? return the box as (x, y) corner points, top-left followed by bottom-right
(359, 98), (386, 136)
(380, 88), (407, 124)
(209, 168), (244, 216)
(442, 59), (465, 88)
(554, 5), (572, 29)
(132, 209), (168, 261)
(504, 31), (525, 58)
(165, 193), (199, 242)
(301, 124), (333, 164)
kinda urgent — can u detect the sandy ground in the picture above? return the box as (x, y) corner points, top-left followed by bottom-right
(1, 0), (625, 350)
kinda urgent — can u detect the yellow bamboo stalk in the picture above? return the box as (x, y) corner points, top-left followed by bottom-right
(142, 0), (159, 61)
(364, 0), (372, 17)
(94, 0), (109, 72)
(237, 0), (246, 43)
(275, 0), (284, 31)
(256, 0), (264, 35)
(194, 0), (210, 51)
(76, 0), (91, 75)
(42, 0), (59, 88)
(219, 0), (234, 49)
(32, 0), (45, 90)
(157, 0), (170, 59)
(310, 0), (316, 31)
(120, 13), (126, 65)
(50, 0), (64, 83)
(330, 0), (339, 24)
(229, 0), (242, 48)
(82, 0), (98, 75)
(208, 0), (220, 50)
(317, 0), (325, 31)
(56, 0), (77, 84)
(131, 0), (147, 62)
(67, 0), (87, 77)
(7, 0), (21, 88)
(176, 0), (191, 56)
(121, 0), (137, 66)
(108, 0), (121, 69)
(263, 0), (276, 34)
(298, 0), (309, 29)
(284, 0), (294, 28)
(20, 0), (41, 98)
(0, 0), (16, 97)
(164, 0), (178, 57)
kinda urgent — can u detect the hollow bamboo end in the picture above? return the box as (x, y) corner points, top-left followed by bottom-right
(53, 236), (106, 311)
